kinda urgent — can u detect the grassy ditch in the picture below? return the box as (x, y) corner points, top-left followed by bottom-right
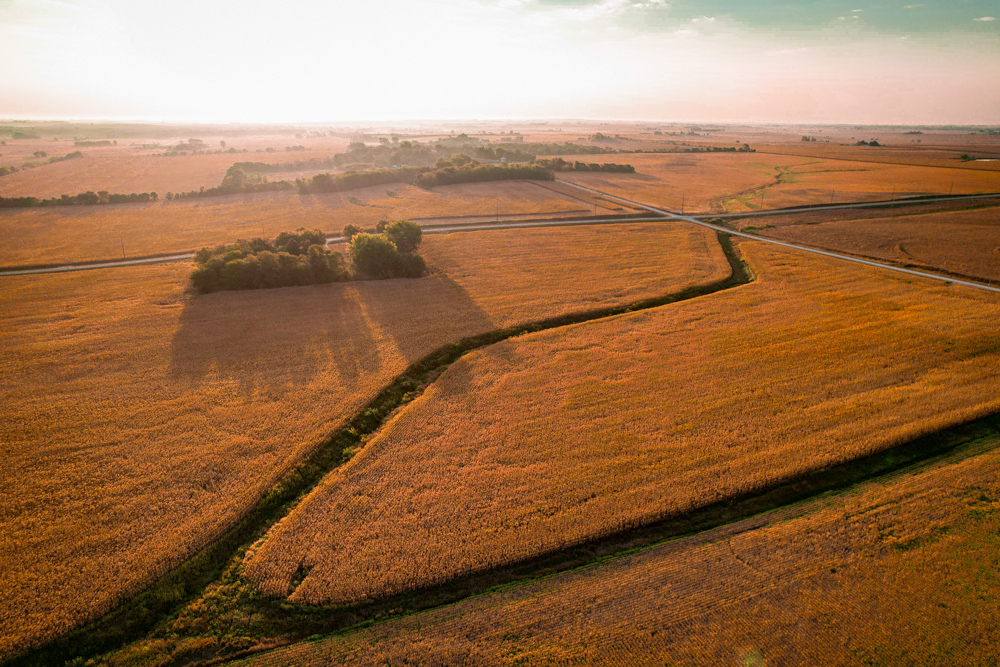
(5, 232), (749, 667)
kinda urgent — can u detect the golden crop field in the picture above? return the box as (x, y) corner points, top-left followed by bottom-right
(0, 181), (593, 267)
(740, 203), (1000, 282)
(235, 438), (1000, 667)
(0, 222), (726, 659)
(244, 241), (1000, 605)
(557, 151), (1000, 214)
(0, 138), (352, 198)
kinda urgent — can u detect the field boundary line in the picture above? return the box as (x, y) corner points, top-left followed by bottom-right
(557, 180), (1000, 294)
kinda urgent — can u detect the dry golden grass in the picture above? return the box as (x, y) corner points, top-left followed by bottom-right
(0, 222), (725, 658)
(555, 151), (811, 212)
(236, 441), (1000, 667)
(743, 203), (1000, 282)
(0, 182), (591, 267)
(245, 241), (1000, 605)
(556, 151), (1000, 214)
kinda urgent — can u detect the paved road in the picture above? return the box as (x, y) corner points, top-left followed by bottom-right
(558, 180), (1000, 295)
(0, 216), (668, 277)
(3, 190), (998, 286)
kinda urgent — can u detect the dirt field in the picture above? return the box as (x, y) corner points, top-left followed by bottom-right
(235, 438), (1000, 667)
(0, 222), (726, 659)
(244, 241), (1000, 605)
(736, 203), (1000, 282)
(0, 181), (601, 267)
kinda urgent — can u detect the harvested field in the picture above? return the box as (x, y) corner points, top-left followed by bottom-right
(0, 181), (591, 267)
(0, 139), (351, 198)
(236, 437), (1000, 667)
(738, 203), (1000, 283)
(245, 242), (1000, 604)
(0, 222), (726, 658)
(557, 152), (1000, 214)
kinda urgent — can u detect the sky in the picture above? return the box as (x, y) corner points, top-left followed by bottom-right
(0, 0), (998, 124)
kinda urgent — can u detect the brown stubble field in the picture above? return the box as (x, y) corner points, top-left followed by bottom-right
(244, 241), (1000, 605)
(556, 151), (1000, 214)
(0, 136), (352, 198)
(0, 181), (600, 267)
(236, 438), (1000, 667)
(735, 202), (1000, 283)
(0, 222), (726, 658)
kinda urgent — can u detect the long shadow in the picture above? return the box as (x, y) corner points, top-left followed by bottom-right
(168, 283), (378, 397)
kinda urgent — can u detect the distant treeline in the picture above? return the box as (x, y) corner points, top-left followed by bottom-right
(534, 158), (635, 173)
(682, 145), (756, 153)
(166, 165), (295, 200)
(191, 221), (426, 293)
(412, 163), (553, 187)
(0, 189), (157, 208)
(74, 140), (115, 147)
(235, 138), (618, 174)
(0, 150), (84, 178)
(298, 163), (554, 193)
(297, 167), (427, 194)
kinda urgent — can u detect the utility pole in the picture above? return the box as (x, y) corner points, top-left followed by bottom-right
(830, 190), (835, 205)
(680, 192), (685, 215)
(759, 190), (765, 211)
(890, 185), (896, 202)
(120, 238), (126, 260)
(950, 181), (955, 196)
(496, 199), (499, 224)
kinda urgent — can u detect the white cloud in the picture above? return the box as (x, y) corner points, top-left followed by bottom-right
(905, 4), (923, 8)
(851, 8), (863, 12)
(974, 16), (996, 21)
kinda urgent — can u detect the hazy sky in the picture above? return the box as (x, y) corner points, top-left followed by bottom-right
(1, 0), (998, 123)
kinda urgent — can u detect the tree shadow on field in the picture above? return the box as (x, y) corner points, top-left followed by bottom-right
(168, 273), (497, 398)
(168, 282), (379, 397)
(349, 271), (497, 366)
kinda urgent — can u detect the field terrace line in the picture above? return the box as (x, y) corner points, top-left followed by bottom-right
(557, 180), (1000, 295)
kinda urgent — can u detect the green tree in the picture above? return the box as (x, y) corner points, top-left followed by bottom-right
(348, 233), (401, 279)
(341, 224), (361, 241)
(384, 220), (422, 254)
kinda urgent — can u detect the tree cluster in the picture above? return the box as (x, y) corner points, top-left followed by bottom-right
(190, 228), (349, 294)
(167, 166), (295, 200)
(412, 163), (553, 188)
(534, 158), (635, 173)
(296, 167), (427, 194)
(74, 140), (114, 147)
(347, 220), (425, 280)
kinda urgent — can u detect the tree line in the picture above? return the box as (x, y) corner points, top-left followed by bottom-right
(190, 221), (426, 294)
(533, 158), (635, 173)
(0, 150), (84, 179)
(0, 189), (158, 208)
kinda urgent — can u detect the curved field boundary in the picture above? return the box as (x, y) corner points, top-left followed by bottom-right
(3, 233), (749, 667)
(217, 413), (1000, 667)
(559, 180), (1000, 295)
